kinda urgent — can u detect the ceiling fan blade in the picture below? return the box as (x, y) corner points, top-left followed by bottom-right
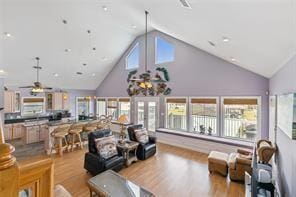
(19, 86), (35, 88)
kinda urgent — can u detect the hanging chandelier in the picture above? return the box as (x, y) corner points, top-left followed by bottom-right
(127, 11), (171, 97)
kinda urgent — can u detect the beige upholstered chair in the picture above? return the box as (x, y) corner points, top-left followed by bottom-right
(68, 122), (85, 151)
(208, 151), (229, 176)
(228, 149), (252, 182)
(51, 124), (71, 156)
(257, 139), (276, 164)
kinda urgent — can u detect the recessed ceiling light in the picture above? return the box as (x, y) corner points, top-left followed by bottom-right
(231, 57), (236, 62)
(76, 72), (83, 75)
(131, 25), (137, 29)
(53, 73), (59, 77)
(64, 48), (71, 52)
(83, 63), (87, 66)
(222, 37), (230, 42)
(62, 19), (67, 24)
(4, 32), (11, 37)
(102, 6), (108, 11)
(92, 73), (96, 77)
(208, 41), (216, 47)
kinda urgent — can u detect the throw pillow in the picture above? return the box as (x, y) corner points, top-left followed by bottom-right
(95, 135), (118, 159)
(134, 129), (149, 144)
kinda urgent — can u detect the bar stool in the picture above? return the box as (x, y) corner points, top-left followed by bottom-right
(51, 124), (71, 156)
(68, 122), (85, 151)
(82, 120), (100, 144)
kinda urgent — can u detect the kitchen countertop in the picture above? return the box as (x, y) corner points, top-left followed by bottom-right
(4, 115), (51, 124)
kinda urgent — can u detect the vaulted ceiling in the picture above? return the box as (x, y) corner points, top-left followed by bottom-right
(1, 0), (296, 89)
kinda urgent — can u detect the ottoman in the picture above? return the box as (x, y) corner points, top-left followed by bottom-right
(208, 151), (229, 176)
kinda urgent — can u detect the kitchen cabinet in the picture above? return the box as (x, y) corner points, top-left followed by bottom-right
(46, 92), (69, 110)
(23, 125), (40, 144)
(62, 93), (70, 110)
(3, 123), (24, 141)
(4, 91), (21, 113)
(4, 124), (13, 141)
(4, 91), (15, 113)
(13, 123), (24, 139)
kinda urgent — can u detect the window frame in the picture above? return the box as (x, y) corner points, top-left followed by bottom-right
(189, 96), (219, 135)
(96, 97), (107, 117)
(125, 42), (140, 70)
(106, 97), (119, 120)
(155, 36), (175, 65)
(118, 97), (131, 121)
(164, 97), (188, 131)
(75, 96), (91, 119)
(221, 96), (261, 142)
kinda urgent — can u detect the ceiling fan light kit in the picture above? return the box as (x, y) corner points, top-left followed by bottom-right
(19, 57), (53, 95)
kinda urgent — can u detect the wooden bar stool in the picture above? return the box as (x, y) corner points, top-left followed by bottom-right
(51, 124), (71, 156)
(68, 122), (85, 151)
(82, 120), (100, 144)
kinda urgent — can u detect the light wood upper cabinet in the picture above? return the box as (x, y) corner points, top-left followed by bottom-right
(4, 91), (21, 113)
(62, 93), (70, 110)
(46, 92), (69, 111)
(53, 93), (63, 110)
(4, 91), (15, 113)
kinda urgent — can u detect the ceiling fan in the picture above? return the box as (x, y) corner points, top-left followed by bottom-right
(19, 57), (53, 95)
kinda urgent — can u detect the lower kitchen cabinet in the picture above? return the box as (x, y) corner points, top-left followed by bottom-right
(4, 124), (13, 141)
(23, 126), (40, 144)
(3, 123), (24, 141)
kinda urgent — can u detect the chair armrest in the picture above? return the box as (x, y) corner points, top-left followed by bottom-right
(236, 157), (252, 166)
(237, 148), (252, 155)
(84, 152), (106, 175)
(149, 136), (157, 143)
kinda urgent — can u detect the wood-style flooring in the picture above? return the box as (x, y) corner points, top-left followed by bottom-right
(52, 143), (244, 197)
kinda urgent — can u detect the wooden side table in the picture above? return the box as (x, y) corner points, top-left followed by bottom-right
(117, 141), (139, 166)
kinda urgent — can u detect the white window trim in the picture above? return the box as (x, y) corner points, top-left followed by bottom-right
(75, 97), (91, 119)
(125, 42), (140, 70)
(188, 96), (219, 135)
(164, 96), (188, 131)
(96, 97), (107, 117)
(118, 97), (131, 120)
(221, 96), (261, 142)
(155, 36), (175, 65)
(21, 97), (45, 116)
(106, 97), (119, 120)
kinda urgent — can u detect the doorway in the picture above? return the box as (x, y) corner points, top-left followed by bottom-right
(134, 97), (159, 132)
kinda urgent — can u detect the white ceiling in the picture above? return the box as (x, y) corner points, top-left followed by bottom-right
(1, 0), (296, 89)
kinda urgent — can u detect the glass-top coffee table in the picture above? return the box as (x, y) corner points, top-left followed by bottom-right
(87, 170), (155, 197)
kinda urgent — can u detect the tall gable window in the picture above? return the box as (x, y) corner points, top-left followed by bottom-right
(155, 37), (175, 64)
(126, 42), (140, 70)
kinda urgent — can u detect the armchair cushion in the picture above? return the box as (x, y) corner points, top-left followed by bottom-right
(88, 129), (113, 155)
(95, 135), (118, 159)
(134, 129), (149, 144)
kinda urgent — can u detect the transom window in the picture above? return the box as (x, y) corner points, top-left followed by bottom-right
(155, 37), (175, 64)
(126, 42), (140, 70)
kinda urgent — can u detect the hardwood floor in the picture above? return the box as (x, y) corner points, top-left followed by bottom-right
(51, 143), (245, 197)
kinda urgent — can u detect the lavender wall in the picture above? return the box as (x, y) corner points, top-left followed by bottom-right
(96, 30), (269, 138)
(269, 55), (296, 197)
